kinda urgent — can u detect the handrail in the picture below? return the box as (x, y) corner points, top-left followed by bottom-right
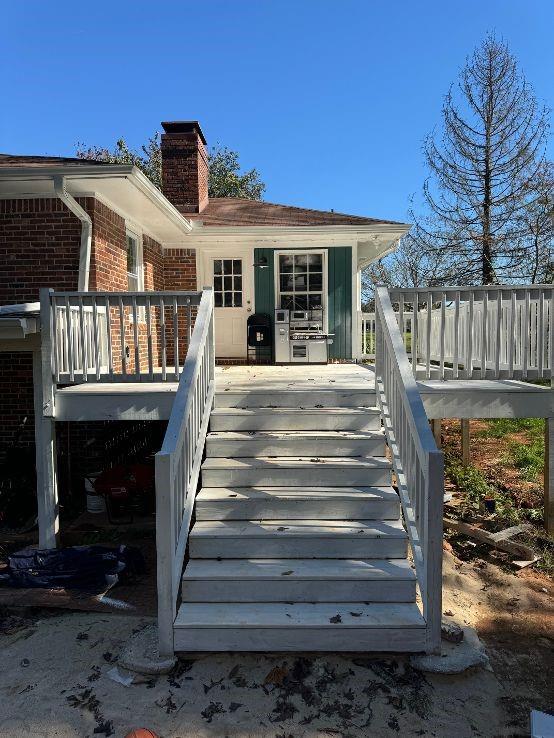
(388, 285), (553, 381)
(48, 290), (203, 383)
(155, 288), (215, 656)
(375, 286), (444, 652)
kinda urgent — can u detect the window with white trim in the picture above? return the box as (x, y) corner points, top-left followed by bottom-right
(278, 252), (323, 311)
(126, 233), (142, 291)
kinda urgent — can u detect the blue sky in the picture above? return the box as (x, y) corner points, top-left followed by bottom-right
(2, 1), (552, 222)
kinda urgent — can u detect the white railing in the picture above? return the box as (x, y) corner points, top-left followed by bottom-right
(361, 312), (376, 359)
(375, 286), (444, 652)
(388, 285), (553, 380)
(155, 288), (215, 656)
(46, 290), (202, 383)
(361, 311), (414, 360)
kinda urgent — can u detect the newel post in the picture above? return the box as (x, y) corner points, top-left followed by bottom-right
(425, 449), (444, 653)
(36, 288), (59, 549)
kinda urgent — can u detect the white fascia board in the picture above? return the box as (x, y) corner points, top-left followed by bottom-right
(0, 164), (193, 238)
(165, 222), (411, 247)
(0, 316), (40, 339)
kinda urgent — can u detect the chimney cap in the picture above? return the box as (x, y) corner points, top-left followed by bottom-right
(161, 120), (207, 144)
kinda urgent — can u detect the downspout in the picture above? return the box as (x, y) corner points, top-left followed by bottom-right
(53, 175), (92, 291)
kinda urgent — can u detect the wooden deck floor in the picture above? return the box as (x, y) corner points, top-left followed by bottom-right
(53, 362), (551, 421)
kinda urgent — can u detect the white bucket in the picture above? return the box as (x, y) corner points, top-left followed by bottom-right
(85, 474), (106, 514)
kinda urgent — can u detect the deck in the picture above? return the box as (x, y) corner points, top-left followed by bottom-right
(54, 363), (552, 421)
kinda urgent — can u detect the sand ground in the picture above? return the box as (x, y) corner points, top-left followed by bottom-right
(1, 550), (552, 738)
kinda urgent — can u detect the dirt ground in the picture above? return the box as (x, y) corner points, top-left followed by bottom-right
(1, 548), (552, 738)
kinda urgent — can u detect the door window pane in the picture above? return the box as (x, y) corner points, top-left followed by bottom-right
(278, 252), (324, 313)
(213, 259), (243, 308)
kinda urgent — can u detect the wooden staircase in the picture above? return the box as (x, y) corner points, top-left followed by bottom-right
(173, 379), (426, 652)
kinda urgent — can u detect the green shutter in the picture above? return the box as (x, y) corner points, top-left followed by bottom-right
(254, 246), (276, 318)
(254, 246), (352, 361)
(328, 247), (352, 360)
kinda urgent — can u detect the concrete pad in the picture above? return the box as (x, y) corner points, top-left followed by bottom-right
(411, 625), (491, 674)
(118, 623), (176, 675)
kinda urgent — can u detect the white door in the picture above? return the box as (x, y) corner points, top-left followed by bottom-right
(205, 252), (252, 358)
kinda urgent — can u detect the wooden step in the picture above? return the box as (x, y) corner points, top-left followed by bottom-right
(209, 406), (381, 432)
(205, 430), (385, 458)
(182, 558), (416, 602)
(188, 518), (408, 559)
(214, 388), (377, 409)
(173, 602), (426, 652)
(195, 486), (400, 520)
(201, 455), (392, 487)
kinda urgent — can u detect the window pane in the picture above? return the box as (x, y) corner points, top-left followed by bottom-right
(294, 254), (308, 270)
(214, 292), (222, 307)
(232, 259), (242, 274)
(234, 292), (242, 307)
(234, 276), (242, 290)
(213, 260), (222, 275)
(307, 253), (322, 270)
(214, 276), (222, 291)
(308, 294), (323, 309)
(279, 255), (294, 273)
(127, 236), (137, 274)
(224, 291), (233, 307)
(309, 273), (322, 291)
(223, 260), (233, 275)
(280, 275), (294, 292)
(294, 274), (308, 290)
(224, 276), (233, 290)
(294, 295), (308, 310)
(281, 295), (294, 310)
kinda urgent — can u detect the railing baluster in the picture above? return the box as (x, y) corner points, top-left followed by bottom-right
(522, 290), (530, 378)
(160, 297), (167, 381)
(105, 296), (114, 380)
(132, 297), (140, 377)
(439, 292), (446, 379)
(173, 296), (179, 380)
(480, 291), (488, 378)
(146, 296), (154, 381)
(453, 291), (460, 379)
(118, 297), (126, 377)
(494, 290), (502, 376)
(426, 292), (432, 379)
(92, 297), (100, 381)
(78, 296), (88, 382)
(412, 293), (418, 376)
(538, 291), (544, 375)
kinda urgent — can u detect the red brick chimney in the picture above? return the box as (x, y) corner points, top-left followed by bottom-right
(160, 121), (208, 214)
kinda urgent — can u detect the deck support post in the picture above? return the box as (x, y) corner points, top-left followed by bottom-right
(461, 419), (470, 466)
(546, 417), (553, 536)
(33, 349), (59, 548)
(431, 419), (441, 448)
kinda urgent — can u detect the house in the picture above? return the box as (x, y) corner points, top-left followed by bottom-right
(0, 120), (552, 657)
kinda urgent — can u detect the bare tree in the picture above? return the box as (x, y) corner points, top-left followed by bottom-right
(512, 160), (553, 283)
(413, 34), (549, 284)
(361, 231), (458, 308)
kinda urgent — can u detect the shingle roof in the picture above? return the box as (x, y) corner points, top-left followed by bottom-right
(0, 154), (109, 168)
(192, 197), (405, 227)
(0, 156), (406, 227)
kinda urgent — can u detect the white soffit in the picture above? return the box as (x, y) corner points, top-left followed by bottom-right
(0, 166), (192, 244)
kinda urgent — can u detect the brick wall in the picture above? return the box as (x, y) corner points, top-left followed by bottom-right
(0, 195), (197, 482)
(163, 247), (197, 362)
(0, 198), (83, 304)
(0, 352), (35, 451)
